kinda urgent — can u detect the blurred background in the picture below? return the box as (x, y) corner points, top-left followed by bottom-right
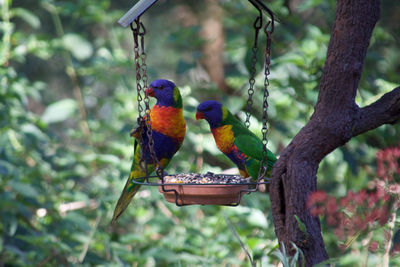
(1, 0), (399, 266)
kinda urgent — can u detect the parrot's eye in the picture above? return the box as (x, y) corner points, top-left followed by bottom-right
(158, 85), (164, 90)
(204, 107), (212, 111)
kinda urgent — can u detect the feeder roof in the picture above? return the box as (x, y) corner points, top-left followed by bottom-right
(118, 0), (158, 27)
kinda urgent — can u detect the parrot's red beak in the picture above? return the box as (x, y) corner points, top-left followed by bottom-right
(196, 111), (205, 120)
(145, 88), (155, 97)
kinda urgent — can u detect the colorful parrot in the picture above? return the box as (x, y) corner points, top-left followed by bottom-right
(112, 79), (186, 222)
(196, 100), (276, 180)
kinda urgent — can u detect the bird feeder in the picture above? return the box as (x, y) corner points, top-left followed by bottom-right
(118, 0), (274, 206)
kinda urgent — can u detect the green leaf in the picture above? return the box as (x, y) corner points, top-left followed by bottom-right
(8, 180), (39, 198)
(272, 242), (290, 267)
(297, 0), (324, 12)
(97, 154), (120, 165)
(0, 160), (15, 176)
(21, 123), (46, 140)
(11, 8), (41, 29)
(65, 212), (91, 231)
(62, 33), (93, 60)
(314, 257), (339, 267)
(247, 208), (268, 229)
(290, 242), (305, 267)
(294, 215), (308, 238)
(41, 98), (77, 124)
(120, 233), (144, 243)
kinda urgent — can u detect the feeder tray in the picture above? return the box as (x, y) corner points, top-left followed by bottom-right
(160, 184), (249, 206)
(132, 172), (269, 206)
(161, 173), (250, 206)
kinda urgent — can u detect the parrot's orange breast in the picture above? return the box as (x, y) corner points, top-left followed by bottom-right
(149, 105), (186, 142)
(211, 125), (235, 153)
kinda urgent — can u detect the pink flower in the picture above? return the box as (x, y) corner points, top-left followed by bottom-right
(335, 228), (345, 240)
(367, 208), (380, 222)
(326, 214), (337, 226)
(309, 191), (327, 203)
(389, 184), (400, 194)
(354, 190), (367, 205)
(347, 191), (355, 200)
(307, 191), (328, 216)
(354, 217), (367, 232)
(378, 207), (389, 226)
(369, 241), (379, 253)
(304, 144), (400, 245)
(377, 146), (400, 181)
(367, 193), (379, 208)
(326, 197), (338, 214)
(340, 196), (349, 207)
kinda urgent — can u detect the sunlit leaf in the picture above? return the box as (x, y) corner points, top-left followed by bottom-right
(247, 208), (268, 229)
(41, 98), (77, 124)
(62, 33), (93, 60)
(11, 8), (41, 29)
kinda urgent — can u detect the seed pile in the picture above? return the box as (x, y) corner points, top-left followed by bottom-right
(163, 172), (249, 184)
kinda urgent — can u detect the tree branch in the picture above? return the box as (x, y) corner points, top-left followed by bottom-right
(315, 0), (381, 115)
(353, 86), (400, 136)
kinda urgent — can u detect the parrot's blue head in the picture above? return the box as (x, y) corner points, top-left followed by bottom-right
(196, 100), (224, 128)
(146, 79), (182, 108)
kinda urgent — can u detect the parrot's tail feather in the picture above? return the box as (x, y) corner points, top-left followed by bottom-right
(111, 176), (141, 223)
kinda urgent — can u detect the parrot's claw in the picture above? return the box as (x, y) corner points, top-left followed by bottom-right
(130, 126), (141, 137)
(131, 118), (147, 137)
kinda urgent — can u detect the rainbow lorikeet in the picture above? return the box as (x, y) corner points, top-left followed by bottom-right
(196, 100), (276, 180)
(112, 79), (186, 222)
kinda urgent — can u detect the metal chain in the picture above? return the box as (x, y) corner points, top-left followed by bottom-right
(130, 19), (147, 173)
(138, 20), (164, 179)
(245, 11), (262, 129)
(130, 18), (163, 179)
(131, 20), (144, 120)
(257, 21), (273, 180)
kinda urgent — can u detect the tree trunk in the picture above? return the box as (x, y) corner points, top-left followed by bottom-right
(269, 0), (400, 265)
(199, 0), (234, 94)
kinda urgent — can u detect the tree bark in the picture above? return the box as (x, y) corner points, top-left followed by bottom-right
(269, 0), (400, 265)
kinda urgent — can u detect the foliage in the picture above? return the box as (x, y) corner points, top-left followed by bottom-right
(0, 0), (399, 266)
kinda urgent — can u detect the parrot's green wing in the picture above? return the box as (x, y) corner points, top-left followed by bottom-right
(234, 134), (263, 160)
(234, 131), (277, 178)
